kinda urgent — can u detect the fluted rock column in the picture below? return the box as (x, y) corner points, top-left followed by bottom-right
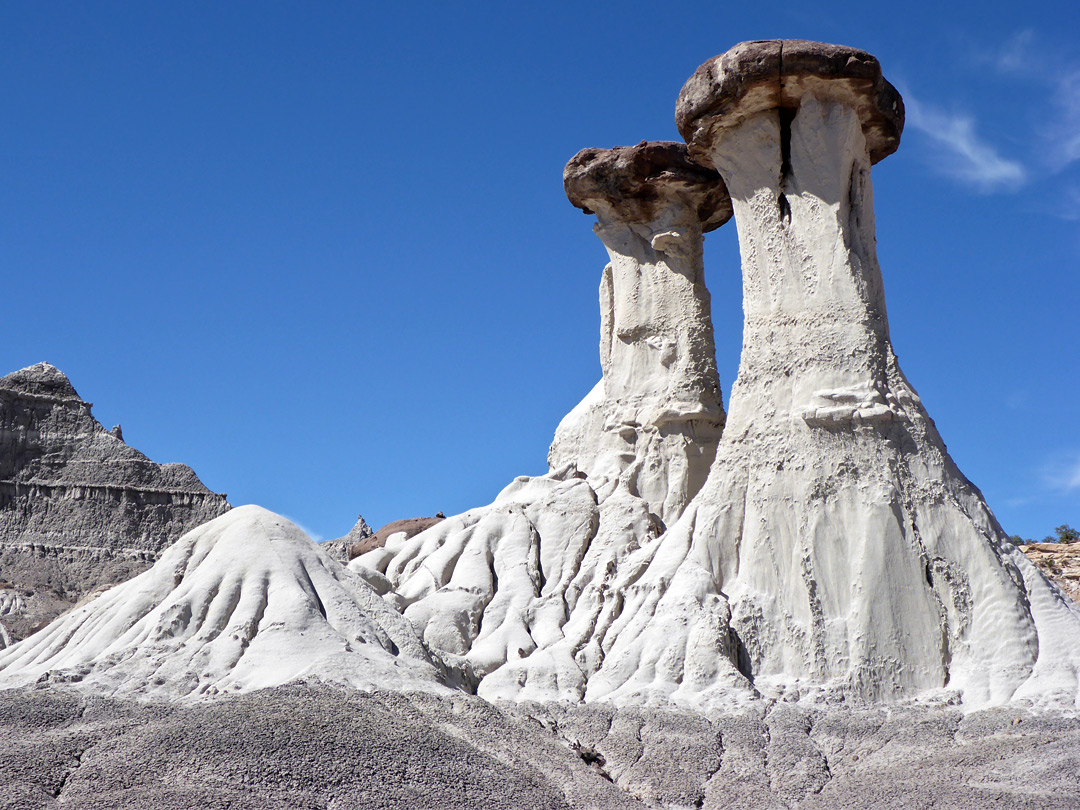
(550, 141), (731, 524)
(663, 40), (1076, 704)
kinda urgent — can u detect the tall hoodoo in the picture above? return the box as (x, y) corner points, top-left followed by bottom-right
(552, 141), (731, 524)
(631, 39), (1080, 705)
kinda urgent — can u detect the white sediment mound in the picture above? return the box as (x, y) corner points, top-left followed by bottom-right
(0, 506), (446, 698)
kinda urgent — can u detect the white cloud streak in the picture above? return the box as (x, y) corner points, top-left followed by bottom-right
(282, 514), (324, 543)
(904, 94), (1028, 192)
(1052, 69), (1080, 167)
(1042, 454), (1080, 493)
(994, 30), (1037, 74)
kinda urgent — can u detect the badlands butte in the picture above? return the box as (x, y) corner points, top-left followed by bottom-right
(2, 39), (1080, 810)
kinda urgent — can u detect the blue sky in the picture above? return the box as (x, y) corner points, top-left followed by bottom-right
(3, 2), (1077, 542)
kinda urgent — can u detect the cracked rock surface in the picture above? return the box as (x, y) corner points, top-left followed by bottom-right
(3, 684), (1080, 810)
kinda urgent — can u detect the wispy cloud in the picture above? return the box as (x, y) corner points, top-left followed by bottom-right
(904, 94), (1028, 192)
(1058, 186), (1080, 221)
(976, 30), (1080, 172)
(993, 29), (1038, 74)
(283, 514), (324, 543)
(1042, 453), (1080, 493)
(1051, 69), (1080, 167)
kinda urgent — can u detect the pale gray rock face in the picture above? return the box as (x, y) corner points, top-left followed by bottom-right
(319, 513), (373, 564)
(0, 363), (230, 647)
(620, 39), (1080, 708)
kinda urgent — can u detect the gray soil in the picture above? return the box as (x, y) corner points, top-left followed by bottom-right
(2, 684), (1078, 809)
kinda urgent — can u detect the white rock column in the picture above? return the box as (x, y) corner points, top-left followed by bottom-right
(660, 39), (1073, 705)
(551, 142), (730, 525)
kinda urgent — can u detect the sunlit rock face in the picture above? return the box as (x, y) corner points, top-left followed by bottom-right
(626, 39), (1079, 707)
(0, 506), (446, 697)
(551, 141), (731, 526)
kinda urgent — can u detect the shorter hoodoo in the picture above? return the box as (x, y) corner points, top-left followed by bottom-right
(352, 142), (742, 705)
(553, 141), (731, 525)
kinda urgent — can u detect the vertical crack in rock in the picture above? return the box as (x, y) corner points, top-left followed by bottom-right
(669, 38), (1080, 707)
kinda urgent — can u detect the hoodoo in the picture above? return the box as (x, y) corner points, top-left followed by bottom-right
(597, 39), (1080, 706)
(352, 142), (738, 703)
(554, 141), (731, 523)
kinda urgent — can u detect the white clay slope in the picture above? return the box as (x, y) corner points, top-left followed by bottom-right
(0, 505), (446, 698)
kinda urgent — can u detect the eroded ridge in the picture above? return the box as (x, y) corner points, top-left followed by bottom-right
(0, 506), (445, 697)
(0, 363), (230, 647)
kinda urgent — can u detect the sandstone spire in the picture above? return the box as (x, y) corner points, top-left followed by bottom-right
(551, 141), (731, 524)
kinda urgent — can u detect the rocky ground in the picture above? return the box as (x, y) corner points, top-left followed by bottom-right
(2, 683), (1079, 810)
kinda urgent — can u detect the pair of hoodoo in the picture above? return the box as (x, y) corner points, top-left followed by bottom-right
(355, 40), (1080, 710)
(2, 41), (1078, 710)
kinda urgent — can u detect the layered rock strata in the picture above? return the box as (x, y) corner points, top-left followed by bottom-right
(598, 39), (1079, 707)
(1022, 542), (1080, 605)
(0, 363), (229, 645)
